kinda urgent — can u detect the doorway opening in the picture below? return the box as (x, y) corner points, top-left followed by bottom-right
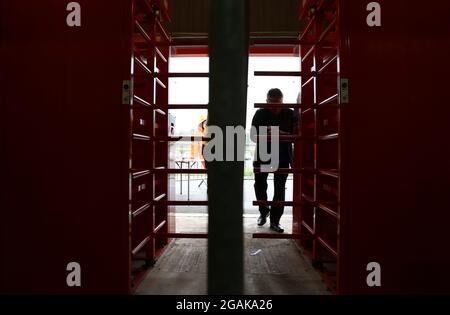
(135, 54), (331, 295)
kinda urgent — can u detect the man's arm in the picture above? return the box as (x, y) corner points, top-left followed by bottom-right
(279, 110), (299, 135)
(292, 110), (300, 135)
(250, 110), (260, 143)
(288, 110), (300, 168)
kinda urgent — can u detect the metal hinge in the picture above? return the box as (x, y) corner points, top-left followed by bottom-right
(340, 78), (349, 104)
(122, 80), (131, 105)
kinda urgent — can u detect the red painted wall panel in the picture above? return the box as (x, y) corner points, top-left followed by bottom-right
(339, 0), (450, 294)
(1, 0), (132, 293)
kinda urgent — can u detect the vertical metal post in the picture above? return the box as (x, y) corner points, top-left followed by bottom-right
(208, 0), (249, 295)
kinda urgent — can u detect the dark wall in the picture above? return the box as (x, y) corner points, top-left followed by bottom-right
(168, 0), (300, 36)
(0, 0), (131, 293)
(339, 0), (450, 294)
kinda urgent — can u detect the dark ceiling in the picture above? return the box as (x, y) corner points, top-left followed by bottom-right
(167, 0), (301, 38)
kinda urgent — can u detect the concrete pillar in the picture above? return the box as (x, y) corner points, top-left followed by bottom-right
(207, 0), (249, 295)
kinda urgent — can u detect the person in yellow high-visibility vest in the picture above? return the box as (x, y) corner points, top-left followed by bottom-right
(198, 115), (208, 168)
(190, 115), (208, 168)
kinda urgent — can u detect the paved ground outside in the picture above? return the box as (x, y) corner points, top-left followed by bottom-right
(169, 175), (293, 215)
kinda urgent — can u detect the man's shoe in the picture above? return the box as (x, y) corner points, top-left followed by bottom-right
(257, 213), (269, 226)
(270, 223), (284, 233)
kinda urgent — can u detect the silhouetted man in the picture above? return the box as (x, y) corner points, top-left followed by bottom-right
(250, 88), (298, 233)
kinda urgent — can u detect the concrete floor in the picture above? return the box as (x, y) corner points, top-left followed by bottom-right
(136, 215), (330, 295)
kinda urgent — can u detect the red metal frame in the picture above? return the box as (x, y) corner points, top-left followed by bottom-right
(121, 0), (341, 293)
(144, 1), (342, 295)
(171, 46), (300, 57)
(297, 0), (340, 293)
(129, 0), (173, 291)
(249, 0), (341, 294)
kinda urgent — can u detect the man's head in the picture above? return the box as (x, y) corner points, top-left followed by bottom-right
(267, 88), (283, 114)
(266, 88), (283, 103)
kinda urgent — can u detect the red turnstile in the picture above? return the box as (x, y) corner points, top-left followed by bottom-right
(252, 0), (340, 292)
(129, 0), (172, 289)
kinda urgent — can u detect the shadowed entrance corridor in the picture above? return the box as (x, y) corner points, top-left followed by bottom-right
(136, 216), (329, 295)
